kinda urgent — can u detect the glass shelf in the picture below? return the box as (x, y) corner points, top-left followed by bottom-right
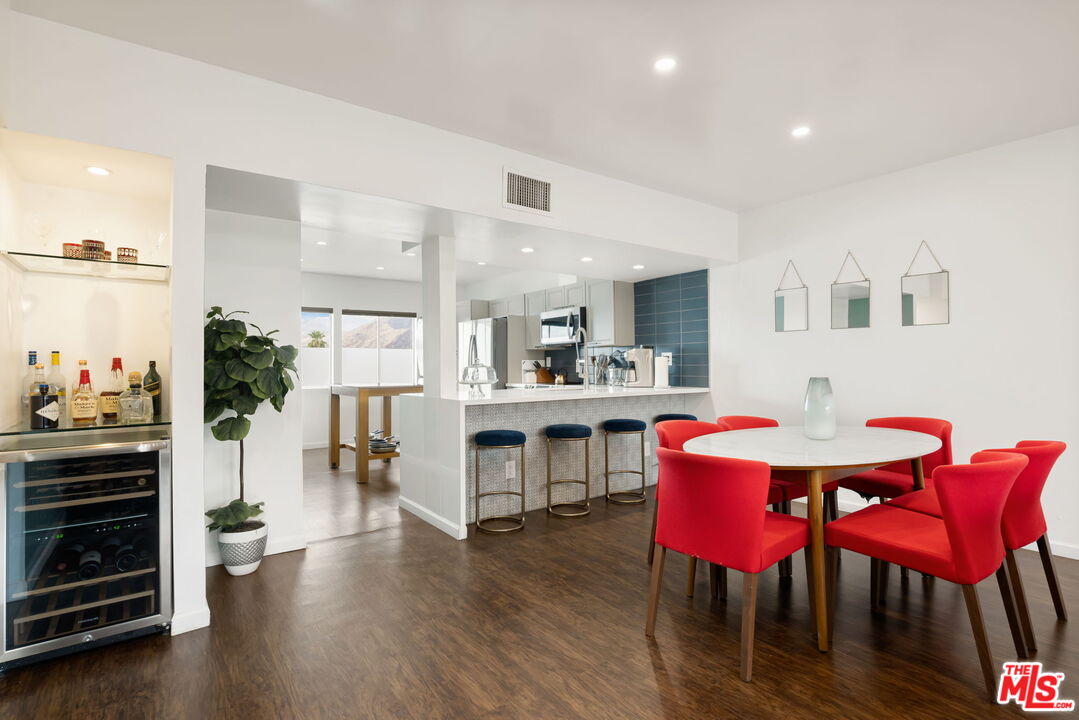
(0, 417), (172, 439)
(2, 251), (170, 283)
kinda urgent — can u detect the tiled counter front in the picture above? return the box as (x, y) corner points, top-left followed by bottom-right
(464, 393), (693, 523)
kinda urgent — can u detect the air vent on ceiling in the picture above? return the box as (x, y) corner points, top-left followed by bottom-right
(503, 168), (551, 214)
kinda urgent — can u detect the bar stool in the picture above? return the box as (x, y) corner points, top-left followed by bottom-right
(655, 413), (697, 423)
(603, 418), (647, 504)
(545, 424), (592, 517)
(474, 430), (527, 534)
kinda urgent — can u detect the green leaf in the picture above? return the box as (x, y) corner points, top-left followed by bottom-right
(211, 415), (251, 442)
(282, 372), (295, 391)
(207, 305), (223, 319)
(206, 499), (264, 532)
(205, 400), (227, 424)
(205, 361), (227, 388)
(221, 332), (247, 349)
(256, 366), (283, 396)
(232, 389), (260, 416)
(225, 358), (259, 383)
(242, 347), (275, 369)
(274, 344), (299, 365)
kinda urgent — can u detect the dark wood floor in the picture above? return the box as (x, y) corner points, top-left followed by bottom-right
(303, 448), (402, 542)
(1, 474), (1075, 718)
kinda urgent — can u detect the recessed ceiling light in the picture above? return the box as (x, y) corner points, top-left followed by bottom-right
(633, 264), (645, 270)
(316, 240), (327, 246)
(376, 266), (385, 271)
(85, 166), (110, 176)
(520, 247), (534, 253)
(580, 257), (593, 262)
(405, 251), (416, 257)
(791, 126), (811, 138)
(654, 57), (677, 73)
(477, 261), (487, 266)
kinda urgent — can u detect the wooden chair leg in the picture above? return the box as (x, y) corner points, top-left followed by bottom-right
(1005, 550), (1037, 653)
(1037, 535), (1068, 621)
(901, 566), (910, 581)
(778, 501), (794, 577)
(645, 546), (667, 637)
(741, 572), (760, 682)
(826, 546), (838, 644)
(996, 564), (1030, 659)
(878, 561), (891, 606)
(961, 583), (998, 702)
(647, 499), (659, 565)
(686, 557), (698, 597)
(709, 562), (727, 600)
(804, 548), (817, 633)
(870, 558), (880, 608)
(824, 491), (839, 523)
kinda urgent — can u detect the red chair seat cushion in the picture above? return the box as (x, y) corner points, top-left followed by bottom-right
(760, 512), (811, 570)
(766, 483), (785, 505)
(840, 469), (928, 499)
(771, 477), (840, 502)
(886, 488), (942, 517)
(824, 504), (958, 582)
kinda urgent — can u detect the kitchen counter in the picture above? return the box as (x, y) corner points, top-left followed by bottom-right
(450, 385), (708, 406)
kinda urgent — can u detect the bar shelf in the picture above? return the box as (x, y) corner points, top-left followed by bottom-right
(2, 251), (170, 283)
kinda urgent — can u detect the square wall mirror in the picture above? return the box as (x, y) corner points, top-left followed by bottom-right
(831, 280), (870, 329)
(775, 287), (808, 332)
(902, 271), (949, 326)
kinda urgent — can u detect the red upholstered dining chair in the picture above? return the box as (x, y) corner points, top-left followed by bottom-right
(887, 441), (1068, 654)
(825, 451), (1028, 701)
(652, 420), (733, 598)
(646, 447), (812, 682)
(839, 417), (953, 500)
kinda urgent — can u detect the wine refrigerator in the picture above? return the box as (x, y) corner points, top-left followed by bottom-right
(0, 438), (171, 671)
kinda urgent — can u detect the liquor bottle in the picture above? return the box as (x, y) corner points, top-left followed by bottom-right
(78, 545), (102, 580)
(119, 371), (153, 424)
(70, 368), (99, 426)
(30, 383), (60, 429)
(143, 360), (162, 417)
(110, 537), (139, 573)
(46, 351), (67, 412)
(99, 357), (124, 421)
(54, 542), (85, 574)
(21, 351), (38, 409)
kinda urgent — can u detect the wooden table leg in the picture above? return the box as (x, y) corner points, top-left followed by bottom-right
(357, 389), (370, 484)
(911, 456), (925, 490)
(329, 392), (341, 469)
(808, 468), (829, 652)
(382, 395), (393, 463)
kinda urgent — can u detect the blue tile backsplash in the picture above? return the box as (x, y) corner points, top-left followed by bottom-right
(634, 269), (709, 387)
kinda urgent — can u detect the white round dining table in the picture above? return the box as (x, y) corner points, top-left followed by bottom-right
(682, 425), (943, 652)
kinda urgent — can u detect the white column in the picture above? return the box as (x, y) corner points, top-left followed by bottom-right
(421, 235), (457, 399)
(168, 158), (211, 634)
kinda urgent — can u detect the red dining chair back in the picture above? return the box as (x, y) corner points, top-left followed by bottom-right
(984, 441), (1067, 550)
(937, 451), (1028, 585)
(868, 416), (954, 477)
(646, 448), (811, 682)
(656, 420), (726, 451)
(717, 415), (779, 430)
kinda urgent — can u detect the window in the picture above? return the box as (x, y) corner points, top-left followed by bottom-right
(300, 308), (333, 388)
(341, 310), (418, 386)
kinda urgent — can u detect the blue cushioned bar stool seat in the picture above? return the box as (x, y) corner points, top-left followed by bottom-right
(545, 423), (592, 518)
(473, 429), (527, 534)
(654, 413), (697, 423)
(602, 418), (648, 504)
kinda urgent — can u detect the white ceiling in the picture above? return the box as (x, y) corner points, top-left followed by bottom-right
(206, 166), (709, 284)
(14, 0), (1079, 210)
(0, 129), (172, 202)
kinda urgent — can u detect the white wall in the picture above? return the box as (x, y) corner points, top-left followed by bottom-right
(1, 11), (736, 632)
(299, 271), (422, 451)
(712, 125), (1079, 556)
(458, 270), (578, 301)
(0, 144), (23, 429)
(204, 210), (304, 565)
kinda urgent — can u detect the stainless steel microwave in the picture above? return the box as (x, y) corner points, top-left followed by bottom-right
(539, 306), (587, 346)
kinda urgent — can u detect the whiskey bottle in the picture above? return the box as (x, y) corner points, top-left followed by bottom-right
(119, 371), (153, 424)
(29, 382), (60, 429)
(99, 357), (124, 421)
(144, 360), (162, 417)
(71, 368), (99, 426)
(20, 351), (38, 409)
(47, 351), (67, 412)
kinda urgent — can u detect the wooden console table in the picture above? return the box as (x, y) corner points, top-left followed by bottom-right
(328, 384), (423, 483)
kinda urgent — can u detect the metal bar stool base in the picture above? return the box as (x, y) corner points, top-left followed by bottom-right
(476, 515), (525, 534)
(604, 429), (647, 504)
(474, 442), (526, 535)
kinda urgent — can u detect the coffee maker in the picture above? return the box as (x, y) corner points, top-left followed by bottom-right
(624, 347), (655, 387)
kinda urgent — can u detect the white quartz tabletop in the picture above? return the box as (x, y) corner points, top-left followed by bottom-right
(682, 426), (942, 470)
(442, 386), (709, 406)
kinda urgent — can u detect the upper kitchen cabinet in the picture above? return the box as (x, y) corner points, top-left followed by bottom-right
(586, 280), (635, 346)
(488, 294), (525, 318)
(456, 299), (491, 322)
(524, 290), (546, 349)
(545, 282), (587, 311)
(488, 298), (508, 317)
(545, 286), (566, 310)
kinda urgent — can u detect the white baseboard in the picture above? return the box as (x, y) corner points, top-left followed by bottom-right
(303, 442), (328, 450)
(793, 497), (1079, 560)
(266, 533), (307, 556)
(399, 495), (465, 540)
(169, 605), (211, 635)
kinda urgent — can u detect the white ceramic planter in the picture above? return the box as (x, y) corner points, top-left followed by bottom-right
(217, 522), (268, 576)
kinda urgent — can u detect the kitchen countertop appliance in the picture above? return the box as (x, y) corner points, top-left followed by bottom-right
(624, 347), (655, 387)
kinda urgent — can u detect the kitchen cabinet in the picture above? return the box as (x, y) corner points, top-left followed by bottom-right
(488, 298), (508, 317)
(586, 280), (635, 346)
(456, 299), (490, 322)
(545, 286), (566, 310)
(565, 282), (587, 307)
(524, 290), (546, 349)
(505, 294), (526, 316)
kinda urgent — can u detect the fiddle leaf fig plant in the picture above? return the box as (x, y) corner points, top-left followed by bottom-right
(204, 306), (298, 532)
